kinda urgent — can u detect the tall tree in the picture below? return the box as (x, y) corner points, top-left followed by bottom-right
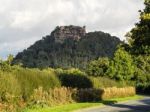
(86, 57), (109, 77)
(126, 0), (150, 93)
(128, 0), (150, 54)
(107, 47), (135, 81)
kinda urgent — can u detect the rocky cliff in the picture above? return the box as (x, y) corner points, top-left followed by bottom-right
(51, 25), (86, 43)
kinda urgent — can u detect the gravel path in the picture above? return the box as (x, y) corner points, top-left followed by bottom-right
(77, 97), (150, 112)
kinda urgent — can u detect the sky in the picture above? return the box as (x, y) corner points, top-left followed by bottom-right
(0, 0), (145, 59)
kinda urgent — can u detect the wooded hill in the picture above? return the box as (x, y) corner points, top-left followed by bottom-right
(13, 25), (121, 69)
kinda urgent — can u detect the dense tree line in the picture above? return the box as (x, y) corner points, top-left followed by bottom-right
(128, 0), (150, 93)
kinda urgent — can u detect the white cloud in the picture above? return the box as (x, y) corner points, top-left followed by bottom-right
(0, 0), (145, 59)
(0, 37), (38, 59)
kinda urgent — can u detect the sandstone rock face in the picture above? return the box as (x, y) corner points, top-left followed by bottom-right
(51, 25), (86, 43)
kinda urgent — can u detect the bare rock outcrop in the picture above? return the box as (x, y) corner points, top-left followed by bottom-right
(51, 25), (86, 43)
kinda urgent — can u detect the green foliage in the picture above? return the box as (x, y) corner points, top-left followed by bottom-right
(13, 31), (120, 69)
(86, 57), (109, 77)
(57, 69), (93, 88)
(0, 72), (21, 102)
(55, 68), (85, 76)
(0, 55), (14, 72)
(89, 77), (120, 88)
(125, 0), (150, 94)
(14, 68), (61, 100)
(0, 61), (61, 101)
(107, 47), (135, 81)
(126, 0), (150, 54)
(0, 56), (137, 111)
(86, 47), (136, 82)
(134, 55), (150, 87)
(6, 54), (14, 65)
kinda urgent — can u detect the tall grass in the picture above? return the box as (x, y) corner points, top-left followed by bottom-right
(0, 66), (136, 112)
(0, 68), (61, 101)
(28, 86), (136, 107)
(89, 77), (119, 88)
(102, 87), (136, 100)
(29, 87), (77, 107)
(15, 68), (61, 100)
(0, 72), (21, 101)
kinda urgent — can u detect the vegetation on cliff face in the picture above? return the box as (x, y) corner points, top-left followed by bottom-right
(13, 26), (121, 69)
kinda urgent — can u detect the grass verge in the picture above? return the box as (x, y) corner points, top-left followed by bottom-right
(105, 95), (143, 102)
(23, 95), (143, 112)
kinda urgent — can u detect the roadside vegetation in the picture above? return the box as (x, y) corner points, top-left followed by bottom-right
(0, 58), (137, 112)
(0, 0), (149, 112)
(23, 95), (142, 112)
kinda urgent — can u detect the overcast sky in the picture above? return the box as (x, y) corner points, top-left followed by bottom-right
(0, 0), (144, 59)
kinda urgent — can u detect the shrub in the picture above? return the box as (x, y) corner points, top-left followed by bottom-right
(107, 47), (135, 81)
(58, 74), (93, 88)
(76, 88), (103, 102)
(0, 55), (11, 69)
(133, 56), (150, 90)
(86, 57), (109, 77)
(55, 68), (92, 88)
(101, 87), (136, 100)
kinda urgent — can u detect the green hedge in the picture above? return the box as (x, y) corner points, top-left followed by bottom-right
(54, 68), (92, 88)
(76, 88), (103, 102)
(58, 74), (93, 88)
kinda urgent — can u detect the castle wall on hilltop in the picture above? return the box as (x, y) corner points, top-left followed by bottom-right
(52, 25), (86, 43)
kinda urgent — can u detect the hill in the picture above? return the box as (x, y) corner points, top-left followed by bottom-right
(13, 25), (121, 69)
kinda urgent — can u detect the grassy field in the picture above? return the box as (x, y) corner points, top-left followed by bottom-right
(23, 95), (143, 112)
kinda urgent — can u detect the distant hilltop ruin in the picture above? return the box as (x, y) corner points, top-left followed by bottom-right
(13, 25), (121, 69)
(51, 25), (86, 43)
